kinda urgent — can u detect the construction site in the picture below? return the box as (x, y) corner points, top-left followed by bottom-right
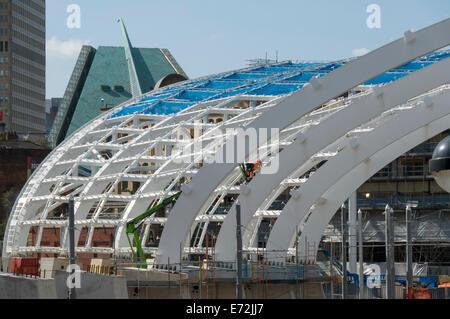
(2, 17), (450, 299)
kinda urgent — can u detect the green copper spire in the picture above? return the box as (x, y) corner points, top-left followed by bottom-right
(118, 17), (143, 97)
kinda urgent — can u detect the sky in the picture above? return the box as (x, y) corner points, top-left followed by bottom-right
(46, 0), (450, 99)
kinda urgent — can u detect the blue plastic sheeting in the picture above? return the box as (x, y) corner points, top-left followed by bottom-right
(138, 81), (208, 103)
(108, 50), (449, 119)
(364, 72), (408, 85)
(394, 61), (434, 71)
(111, 104), (149, 117)
(112, 98), (194, 117)
(140, 92), (177, 102)
(427, 51), (450, 60)
(214, 87), (257, 99)
(281, 72), (325, 83)
(285, 62), (322, 68)
(175, 89), (220, 102)
(143, 101), (195, 115)
(360, 275), (438, 288)
(316, 63), (342, 72)
(247, 83), (303, 96)
(223, 72), (270, 80)
(250, 66), (304, 74)
(197, 80), (244, 90)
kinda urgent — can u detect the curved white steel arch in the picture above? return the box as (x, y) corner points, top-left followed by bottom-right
(2, 106), (121, 255)
(213, 57), (450, 261)
(6, 67), (321, 257)
(266, 87), (450, 263)
(158, 19), (450, 264)
(8, 60), (290, 256)
(3, 19), (450, 262)
(112, 96), (288, 254)
(4, 92), (274, 255)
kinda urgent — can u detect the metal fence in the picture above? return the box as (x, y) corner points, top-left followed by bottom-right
(429, 287), (450, 299)
(322, 282), (450, 299)
(321, 282), (384, 299)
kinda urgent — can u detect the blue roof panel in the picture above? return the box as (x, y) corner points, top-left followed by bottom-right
(175, 90), (219, 102)
(143, 101), (194, 115)
(108, 50), (449, 119)
(364, 72), (409, 85)
(223, 73), (269, 80)
(248, 83), (303, 96)
(281, 72), (325, 83)
(197, 80), (244, 90)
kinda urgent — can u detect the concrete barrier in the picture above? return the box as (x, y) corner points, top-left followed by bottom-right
(0, 271), (128, 299)
(0, 273), (57, 299)
(54, 271), (128, 299)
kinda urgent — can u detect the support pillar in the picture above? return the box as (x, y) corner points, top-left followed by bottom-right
(406, 205), (413, 292)
(68, 194), (76, 299)
(236, 200), (243, 299)
(348, 192), (357, 274)
(385, 204), (395, 299)
(358, 209), (364, 299)
(341, 203), (347, 299)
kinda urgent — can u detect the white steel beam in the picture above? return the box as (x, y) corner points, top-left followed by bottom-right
(158, 20), (450, 263)
(267, 88), (450, 263)
(214, 57), (450, 262)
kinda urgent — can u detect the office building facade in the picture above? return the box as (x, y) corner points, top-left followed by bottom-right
(0, 0), (45, 135)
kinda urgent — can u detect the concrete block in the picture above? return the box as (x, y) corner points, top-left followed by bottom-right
(40, 257), (83, 278)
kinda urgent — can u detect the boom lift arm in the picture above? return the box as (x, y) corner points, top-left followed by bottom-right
(239, 163), (250, 183)
(126, 191), (182, 268)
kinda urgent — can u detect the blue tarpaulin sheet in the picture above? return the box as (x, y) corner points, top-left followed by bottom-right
(108, 50), (449, 119)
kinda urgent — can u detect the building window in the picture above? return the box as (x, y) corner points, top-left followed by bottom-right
(0, 41), (6, 52)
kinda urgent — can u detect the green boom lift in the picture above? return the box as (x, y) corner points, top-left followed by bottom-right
(239, 163), (249, 183)
(126, 191), (182, 268)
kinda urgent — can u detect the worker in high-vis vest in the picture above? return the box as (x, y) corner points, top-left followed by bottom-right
(244, 160), (262, 178)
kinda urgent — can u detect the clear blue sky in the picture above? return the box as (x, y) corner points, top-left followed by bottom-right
(46, 0), (450, 99)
